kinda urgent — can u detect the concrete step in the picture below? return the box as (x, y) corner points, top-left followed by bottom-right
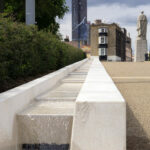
(17, 101), (74, 149)
(62, 75), (86, 83)
(74, 70), (89, 73)
(36, 91), (78, 101)
(69, 72), (87, 75)
(67, 74), (87, 78)
(62, 79), (85, 83)
(17, 60), (93, 150)
(53, 83), (83, 92)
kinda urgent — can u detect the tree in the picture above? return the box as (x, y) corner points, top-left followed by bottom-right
(4, 0), (68, 34)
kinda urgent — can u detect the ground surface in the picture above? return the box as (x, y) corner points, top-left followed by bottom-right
(103, 62), (150, 150)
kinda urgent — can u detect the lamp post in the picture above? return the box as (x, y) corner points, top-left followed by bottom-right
(25, 0), (35, 25)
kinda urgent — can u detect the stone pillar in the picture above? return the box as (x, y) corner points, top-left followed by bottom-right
(25, 0), (35, 25)
(135, 38), (147, 62)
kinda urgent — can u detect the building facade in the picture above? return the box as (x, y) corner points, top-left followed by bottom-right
(72, 0), (87, 42)
(126, 36), (132, 61)
(90, 20), (132, 61)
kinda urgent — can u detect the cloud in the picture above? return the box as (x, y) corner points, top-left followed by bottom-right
(59, 3), (150, 51)
(87, 0), (150, 7)
(88, 3), (150, 23)
(88, 3), (150, 50)
(58, 13), (72, 40)
(66, 0), (150, 8)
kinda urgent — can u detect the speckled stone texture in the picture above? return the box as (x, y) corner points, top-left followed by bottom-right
(17, 60), (93, 150)
(135, 39), (147, 62)
(71, 58), (126, 150)
(103, 62), (150, 150)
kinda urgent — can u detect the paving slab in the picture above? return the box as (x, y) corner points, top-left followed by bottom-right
(62, 80), (85, 83)
(36, 91), (78, 101)
(69, 72), (87, 75)
(103, 61), (150, 150)
(66, 74), (87, 78)
(53, 83), (84, 92)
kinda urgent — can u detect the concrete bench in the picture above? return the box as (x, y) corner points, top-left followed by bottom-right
(16, 60), (92, 150)
(70, 57), (126, 150)
(17, 101), (74, 149)
(0, 59), (87, 150)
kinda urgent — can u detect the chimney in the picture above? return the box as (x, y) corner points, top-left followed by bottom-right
(95, 20), (102, 25)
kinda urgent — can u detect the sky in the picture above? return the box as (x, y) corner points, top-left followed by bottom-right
(58, 0), (150, 51)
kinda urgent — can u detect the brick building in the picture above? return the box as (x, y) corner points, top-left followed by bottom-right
(126, 35), (132, 61)
(90, 20), (132, 61)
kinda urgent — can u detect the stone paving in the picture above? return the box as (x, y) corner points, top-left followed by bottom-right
(103, 62), (150, 150)
(17, 59), (92, 150)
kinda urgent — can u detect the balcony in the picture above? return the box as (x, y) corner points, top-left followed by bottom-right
(98, 28), (108, 33)
(99, 44), (108, 48)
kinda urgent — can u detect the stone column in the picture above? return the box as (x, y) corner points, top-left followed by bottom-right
(135, 38), (147, 62)
(25, 0), (35, 25)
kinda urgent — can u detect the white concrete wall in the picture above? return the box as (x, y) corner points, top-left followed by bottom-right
(71, 57), (126, 150)
(108, 55), (121, 61)
(0, 59), (87, 150)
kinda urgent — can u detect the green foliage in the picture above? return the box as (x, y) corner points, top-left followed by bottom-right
(4, 0), (25, 21)
(0, 0), (5, 13)
(4, 0), (69, 34)
(0, 16), (85, 92)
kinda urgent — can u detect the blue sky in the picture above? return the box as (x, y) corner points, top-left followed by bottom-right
(59, 0), (150, 51)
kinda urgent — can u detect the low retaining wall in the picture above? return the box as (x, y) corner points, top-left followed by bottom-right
(0, 58), (87, 150)
(71, 57), (126, 150)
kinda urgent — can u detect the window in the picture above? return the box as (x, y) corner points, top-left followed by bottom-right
(99, 48), (107, 56)
(101, 48), (105, 56)
(101, 37), (105, 44)
(98, 28), (108, 33)
(99, 36), (107, 44)
(102, 28), (105, 33)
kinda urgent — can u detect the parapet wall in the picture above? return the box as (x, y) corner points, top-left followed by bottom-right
(71, 57), (126, 150)
(0, 59), (87, 150)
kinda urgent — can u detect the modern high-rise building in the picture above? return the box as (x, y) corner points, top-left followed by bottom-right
(72, 0), (87, 42)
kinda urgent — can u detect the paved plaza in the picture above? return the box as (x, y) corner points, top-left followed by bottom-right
(103, 62), (150, 150)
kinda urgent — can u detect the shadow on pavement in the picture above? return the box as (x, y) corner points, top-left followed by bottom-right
(127, 104), (150, 150)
